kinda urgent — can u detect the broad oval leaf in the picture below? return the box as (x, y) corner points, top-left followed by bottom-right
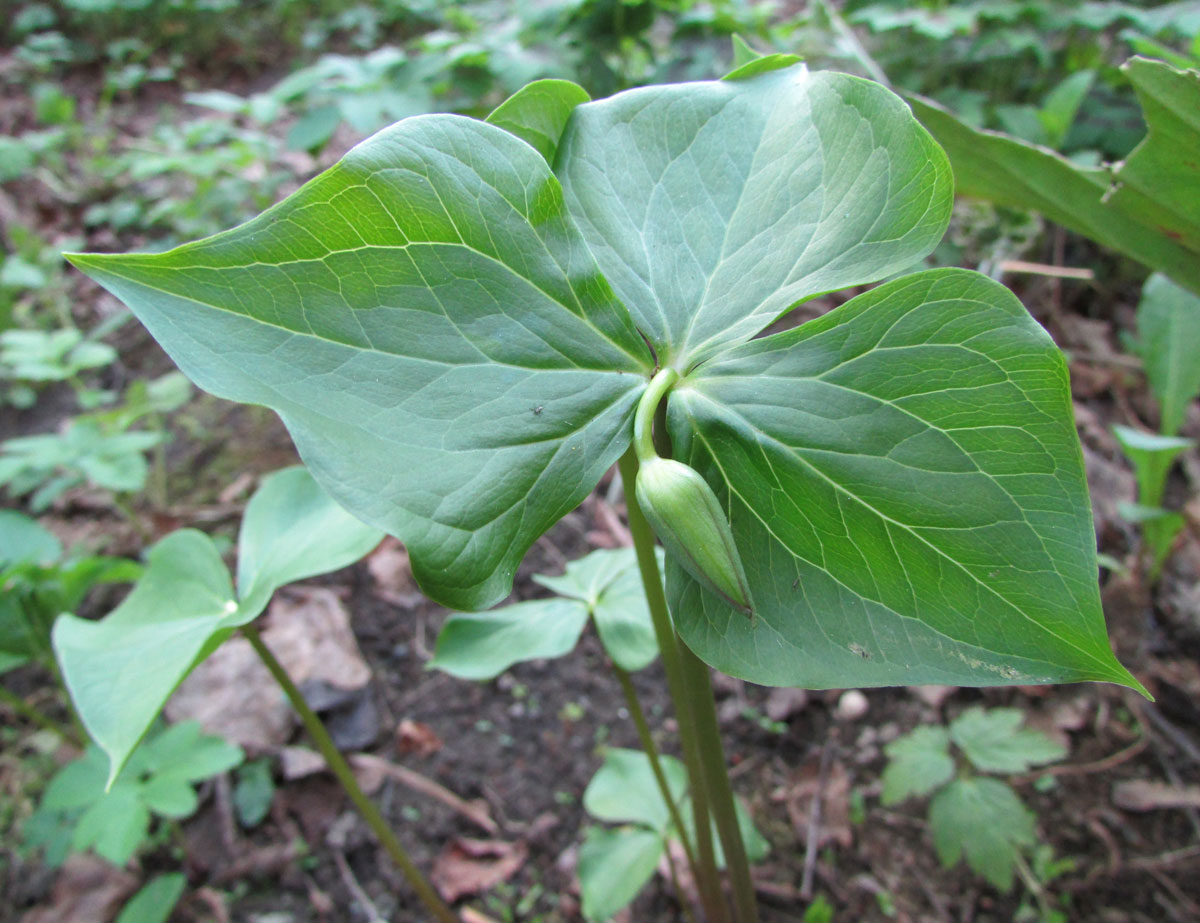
(558, 64), (953, 365)
(69, 114), (652, 611)
(54, 469), (384, 783)
(667, 268), (1142, 691)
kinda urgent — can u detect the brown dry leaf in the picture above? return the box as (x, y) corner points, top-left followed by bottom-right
(396, 719), (443, 758)
(261, 587), (371, 691)
(20, 855), (137, 923)
(165, 636), (292, 752)
(1113, 780), (1200, 812)
(775, 759), (853, 849)
(367, 537), (422, 607)
(280, 746), (327, 780)
(168, 587), (371, 749)
(431, 838), (529, 903)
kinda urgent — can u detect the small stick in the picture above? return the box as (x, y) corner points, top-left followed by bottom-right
(352, 753), (499, 836)
(333, 848), (387, 923)
(999, 259), (1094, 280)
(800, 731), (837, 900)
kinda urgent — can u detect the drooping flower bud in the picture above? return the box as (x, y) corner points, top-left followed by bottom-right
(635, 456), (754, 619)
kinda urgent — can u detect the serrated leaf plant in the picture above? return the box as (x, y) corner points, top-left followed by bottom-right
(67, 54), (1142, 921)
(881, 706), (1067, 892)
(23, 720), (243, 869)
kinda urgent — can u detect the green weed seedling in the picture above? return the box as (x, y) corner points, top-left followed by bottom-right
(1112, 272), (1200, 576)
(0, 509), (140, 738)
(579, 747), (768, 922)
(882, 707), (1070, 906)
(68, 55), (1141, 921)
(0, 327), (117, 409)
(0, 371), (190, 513)
(23, 719), (242, 868)
(1112, 425), (1194, 578)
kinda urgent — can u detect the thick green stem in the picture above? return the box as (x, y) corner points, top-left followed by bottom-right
(680, 645), (760, 923)
(614, 664), (700, 877)
(635, 367), (679, 463)
(619, 448), (729, 923)
(243, 625), (456, 923)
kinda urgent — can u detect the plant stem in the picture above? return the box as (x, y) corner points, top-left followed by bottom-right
(613, 664), (700, 877)
(0, 685), (83, 747)
(619, 448), (730, 923)
(242, 624), (456, 923)
(679, 645), (760, 923)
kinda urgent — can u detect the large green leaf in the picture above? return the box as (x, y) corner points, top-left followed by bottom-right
(485, 78), (590, 164)
(668, 268), (1142, 691)
(908, 58), (1200, 296)
(68, 114), (651, 612)
(1106, 58), (1200, 255)
(559, 64), (953, 365)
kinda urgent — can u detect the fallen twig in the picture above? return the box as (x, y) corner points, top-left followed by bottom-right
(333, 848), (387, 923)
(800, 731), (837, 900)
(352, 753), (499, 836)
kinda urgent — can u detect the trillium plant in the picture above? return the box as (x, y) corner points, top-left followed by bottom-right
(67, 52), (1141, 921)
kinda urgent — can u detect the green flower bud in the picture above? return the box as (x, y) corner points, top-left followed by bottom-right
(635, 456), (754, 620)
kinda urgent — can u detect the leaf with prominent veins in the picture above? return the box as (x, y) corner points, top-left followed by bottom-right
(558, 64), (952, 366)
(69, 114), (651, 610)
(667, 268), (1142, 691)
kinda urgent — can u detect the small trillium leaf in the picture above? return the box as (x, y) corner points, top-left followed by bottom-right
(558, 65), (953, 365)
(578, 826), (664, 922)
(929, 776), (1036, 891)
(589, 552), (660, 672)
(533, 547), (660, 671)
(667, 268), (1144, 692)
(532, 546), (637, 606)
(584, 747), (688, 833)
(53, 529), (236, 786)
(429, 597), (589, 681)
(68, 113), (651, 612)
(236, 465), (384, 618)
(485, 78), (590, 163)
(54, 469), (382, 785)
